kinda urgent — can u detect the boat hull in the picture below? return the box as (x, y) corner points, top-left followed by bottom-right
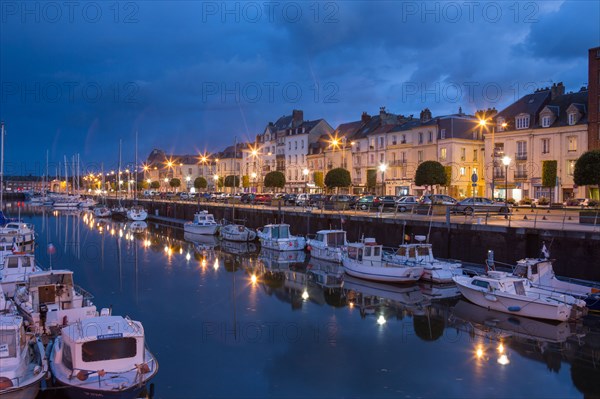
(221, 226), (256, 242)
(259, 237), (306, 251)
(0, 381), (40, 399)
(126, 211), (148, 221)
(342, 260), (423, 283)
(184, 224), (219, 235)
(308, 246), (343, 263)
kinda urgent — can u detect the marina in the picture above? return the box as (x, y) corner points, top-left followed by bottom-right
(1, 205), (599, 398)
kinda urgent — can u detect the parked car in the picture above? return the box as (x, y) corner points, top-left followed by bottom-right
(564, 198), (590, 207)
(395, 195), (419, 212)
(355, 195), (381, 210)
(254, 193), (272, 204)
(282, 194), (297, 205)
(295, 193), (310, 206)
(178, 192), (190, 200)
(377, 196), (398, 208)
(165, 192), (176, 199)
(308, 194), (328, 206)
(419, 194), (458, 205)
(329, 194), (353, 203)
(240, 193), (256, 203)
(454, 197), (511, 215)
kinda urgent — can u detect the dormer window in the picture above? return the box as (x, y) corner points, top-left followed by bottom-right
(515, 115), (530, 129)
(568, 113), (577, 125)
(497, 118), (505, 132)
(541, 115), (551, 127)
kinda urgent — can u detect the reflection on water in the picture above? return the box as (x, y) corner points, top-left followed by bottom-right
(12, 205), (599, 398)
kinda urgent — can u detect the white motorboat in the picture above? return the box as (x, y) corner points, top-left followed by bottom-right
(128, 221), (148, 234)
(256, 224), (306, 251)
(258, 247), (306, 270)
(453, 270), (587, 322)
(384, 237), (462, 283)
(14, 270), (97, 335)
(342, 238), (424, 283)
(184, 211), (220, 235)
(78, 198), (97, 209)
(50, 314), (158, 399)
(220, 240), (257, 255)
(93, 206), (112, 218)
(220, 223), (256, 242)
(343, 274), (428, 308)
(0, 222), (35, 249)
(51, 194), (81, 209)
(306, 258), (344, 289)
(306, 229), (347, 263)
(126, 205), (148, 221)
(0, 293), (47, 399)
(0, 254), (41, 298)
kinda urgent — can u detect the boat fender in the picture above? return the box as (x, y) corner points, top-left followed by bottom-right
(306, 245), (312, 251)
(0, 377), (13, 389)
(33, 365), (42, 375)
(98, 369), (106, 377)
(77, 370), (89, 381)
(62, 316), (68, 326)
(137, 363), (151, 374)
(507, 306), (521, 312)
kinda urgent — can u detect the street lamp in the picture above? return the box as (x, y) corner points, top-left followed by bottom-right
(502, 156), (511, 212)
(213, 174), (219, 191)
(251, 172), (257, 193)
(379, 163), (388, 195)
(186, 175), (191, 192)
(303, 168), (309, 194)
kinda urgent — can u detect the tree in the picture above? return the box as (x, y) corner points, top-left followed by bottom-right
(366, 169), (377, 191)
(242, 175), (250, 189)
(313, 171), (324, 188)
(140, 180), (149, 190)
(169, 178), (181, 190)
(574, 150), (600, 197)
(150, 181), (160, 189)
(414, 161), (447, 192)
(325, 168), (351, 189)
(194, 177), (207, 190)
(264, 171), (286, 189)
(216, 176), (224, 189)
(224, 175), (240, 188)
(542, 160), (557, 203)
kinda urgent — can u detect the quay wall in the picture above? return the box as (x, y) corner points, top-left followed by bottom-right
(110, 199), (600, 281)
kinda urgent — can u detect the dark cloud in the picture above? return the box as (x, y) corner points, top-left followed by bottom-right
(0, 1), (596, 171)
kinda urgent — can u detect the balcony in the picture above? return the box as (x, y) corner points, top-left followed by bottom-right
(515, 152), (527, 161)
(514, 172), (528, 179)
(493, 172), (505, 179)
(390, 160), (407, 167)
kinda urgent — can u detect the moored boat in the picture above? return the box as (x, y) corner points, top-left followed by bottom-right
(256, 224), (305, 251)
(341, 238), (424, 283)
(126, 205), (148, 221)
(183, 211), (219, 235)
(50, 314), (158, 399)
(220, 223), (256, 242)
(93, 206), (112, 218)
(306, 229), (347, 263)
(0, 254), (41, 298)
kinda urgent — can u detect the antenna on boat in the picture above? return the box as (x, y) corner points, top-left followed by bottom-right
(486, 250), (495, 272)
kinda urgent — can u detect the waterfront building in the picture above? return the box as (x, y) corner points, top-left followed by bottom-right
(588, 46), (600, 150)
(145, 149), (205, 192)
(487, 83), (589, 202)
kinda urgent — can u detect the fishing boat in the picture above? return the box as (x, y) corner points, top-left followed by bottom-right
(13, 269), (97, 335)
(220, 223), (256, 242)
(126, 205), (148, 221)
(0, 288), (47, 399)
(93, 206), (112, 218)
(0, 254), (41, 298)
(128, 221), (148, 234)
(341, 238), (424, 283)
(383, 236), (462, 283)
(184, 211), (220, 235)
(453, 270), (587, 322)
(306, 229), (347, 263)
(256, 224), (306, 251)
(50, 314), (158, 399)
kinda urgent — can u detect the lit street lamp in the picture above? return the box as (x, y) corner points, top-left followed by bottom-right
(251, 172), (257, 193)
(186, 175), (191, 191)
(502, 156), (511, 217)
(378, 163), (388, 195)
(303, 168), (309, 195)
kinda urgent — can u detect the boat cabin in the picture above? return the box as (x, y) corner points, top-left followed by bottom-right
(346, 238), (382, 262)
(313, 230), (347, 248)
(262, 224), (291, 240)
(193, 211), (216, 225)
(59, 316), (146, 373)
(0, 315), (26, 371)
(513, 259), (554, 282)
(470, 271), (529, 295)
(392, 244), (434, 264)
(1, 254), (38, 296)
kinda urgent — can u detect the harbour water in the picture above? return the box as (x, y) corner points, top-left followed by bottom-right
(14, 205), (599, 398)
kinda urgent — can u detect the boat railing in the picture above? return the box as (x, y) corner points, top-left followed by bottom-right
(73, 285), (94, 304)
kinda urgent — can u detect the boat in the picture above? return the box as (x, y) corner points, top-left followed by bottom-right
(128, 221), (148, 234)
(343, 274), (428, 309)
(306, 258), (344, 289)
(256, 224), (306, 251)
(383, 235), (462, 283)
(183, 211), (220, 235)
(220, 240), (257, 255)
(0, 287), (47, 399)
(341, 238), (424, 283)
(93, 206), (112, 218)
(0, 222), (35, 249)
(126, 205), (148, 221)
(453, 270), (588, 322)
(512, 247), (600, 312)
(258, 247), (306, 270)
(220, 223), (256, 242)
(51, 194), (82, 209)
(49, 314), (158, 399)
(13, 269), (97, 335)
(78, 198), (97, 209)
(111, 206), (128, 220)
(0, 254), (41, 297)
(306, 229), (347, 263)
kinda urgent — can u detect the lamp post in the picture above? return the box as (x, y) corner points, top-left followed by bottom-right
(186, 175), (191, 192)
(163, 177), (169, 192)
(213, 174), (219, 191)
(251, 172), (257, 193)
(378, 163), (388, 196)
(303, 168), (309, 195)
(502, 156), (511, 216)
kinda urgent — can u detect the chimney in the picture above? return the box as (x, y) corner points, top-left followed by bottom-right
(420, 108), (432, 123)
(361, 112), (371, 123)
(551, 82), (565, 100)
(458, 106), (463, 115)
(292, 109), (303, 128)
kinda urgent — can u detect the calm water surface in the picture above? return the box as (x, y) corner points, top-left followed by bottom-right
(13, 205), (598, 398)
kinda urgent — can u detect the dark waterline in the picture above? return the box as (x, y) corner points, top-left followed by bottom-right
(12, 205), (598, 398)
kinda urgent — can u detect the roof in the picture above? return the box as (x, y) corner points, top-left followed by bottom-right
(495, 90), (551, 126)
(62, 315), (144, 342)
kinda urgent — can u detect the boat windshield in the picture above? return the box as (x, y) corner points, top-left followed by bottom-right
(327, 232), (346, 247)
(82, 337), (137, 362)
(29, 273), (74, 288)
(513, 264), (528, 277)
(0, 329), (18, 358)
(271, 226), (290, 239)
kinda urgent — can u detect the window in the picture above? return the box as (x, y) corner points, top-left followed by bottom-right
(370, 138), (375, 149)
(295, 141), (298, 150)
(567, 160), (576, 176)
(497, 118), (505, 132)
(428, 131), (433, 142)
(294, 155), (298, 164)
(370, 154), (374, 164)
(473, 149), (478, 161)
(380, 153), (384, 162)
(402, 134), (406, 143)
(440, 129), (446, 139)
(541, 115), (551, 127)
(460, 167), (465, 176)
(517, 141), (527, 159)
(379, 137), (384, 148)
(82, 337), (137, 362)
(418, 133), (423, 144)
(417, 151), (423, 163)
(301, 140), (304, 149)
(568, 113), (577, 125)
(460, 148), (466, 161)
(392, 135), (397, 145)
(440, 148), (447, 162)
(542, 138), (550, 154)
(568, 136), (577, 152)
(516, 163), (527, 179)
(516, 115), (530, 129)
(288, 142), (291, 150)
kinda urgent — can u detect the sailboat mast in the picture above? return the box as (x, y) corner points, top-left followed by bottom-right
(118, 139), (122, 206)
(64, 155), (68, 193)
(135, 131), (138, 202)
(45, 149), (49, 195)
(0, 121), (4, 213)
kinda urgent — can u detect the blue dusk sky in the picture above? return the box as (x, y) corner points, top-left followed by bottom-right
(1, 0), (598, 174)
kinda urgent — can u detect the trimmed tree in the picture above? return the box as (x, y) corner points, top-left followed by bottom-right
(366, 169), (377, 191)
(224, 175), (240, 188)
(150, 181), (160, 190)
(140, 180), (149, 190)
(414, 161), (447, 193)
(169, 178), (181, 190)
(264, 171), (286, 190)
(194, 177), (207, 190)
(242, 175), (250, 189)
(542, 160), (557, 203)
(574, 150), (600, 198)
(325, 168), (351, 189)
(313, 171), (324, 188)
